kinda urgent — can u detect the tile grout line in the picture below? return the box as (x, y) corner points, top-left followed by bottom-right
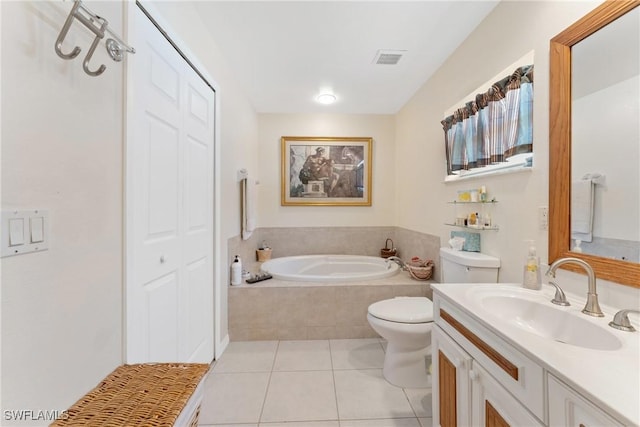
(256, 340), (280, 425)
(328, 339), (343, 424)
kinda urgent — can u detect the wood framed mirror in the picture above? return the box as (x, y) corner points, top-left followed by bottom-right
(549, 0), (640, 287)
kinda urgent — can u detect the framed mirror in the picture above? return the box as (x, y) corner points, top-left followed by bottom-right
(549, 0), (640, 287)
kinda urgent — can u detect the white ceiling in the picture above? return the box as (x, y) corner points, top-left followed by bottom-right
(193, 1), (500, 114)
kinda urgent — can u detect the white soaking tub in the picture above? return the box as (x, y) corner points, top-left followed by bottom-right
(260, 255), (400, 282)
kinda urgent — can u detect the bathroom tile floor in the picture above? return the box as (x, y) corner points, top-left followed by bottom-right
(198, 338), (432, 427)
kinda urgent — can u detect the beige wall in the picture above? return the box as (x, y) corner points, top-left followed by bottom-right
(396, 0), (601, 284)
(1, 1), (124, 421)
(1, 0), (259, 418)
(257, 114), (396, 227)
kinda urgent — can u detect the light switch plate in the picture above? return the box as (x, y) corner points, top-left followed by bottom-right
(539, 206), (549, 230)
(1, 210), (49, 257)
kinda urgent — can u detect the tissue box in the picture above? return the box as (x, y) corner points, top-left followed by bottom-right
(450, 231), (481, 252)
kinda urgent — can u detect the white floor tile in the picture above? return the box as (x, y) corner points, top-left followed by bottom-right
(261, 371), (338, 422)
(330, 339), (385, 370)
(212, 341), (278, 373)
(403, 388), (433, 418)
(273, 340), (332, 371)
(199, 372), (270, 425)
(261, 422), (339, 427)
(340, 418), (421, 427)
(199, 424), (257, 427)
(418, 417), (433, 427)
(334, 369), (415, 420)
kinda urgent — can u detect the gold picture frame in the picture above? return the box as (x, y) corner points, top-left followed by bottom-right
(281, 136), (372, 206)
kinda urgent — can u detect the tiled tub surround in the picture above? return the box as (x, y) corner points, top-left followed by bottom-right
(229, 226), (442, 279)
(227, 227), (439, 341)
(229, 275), (433, 341)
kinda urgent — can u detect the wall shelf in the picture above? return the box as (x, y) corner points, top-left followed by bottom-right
(448, 201), (498, 204)
(448, 198), (498, 230)
(445, 223), (499, 231)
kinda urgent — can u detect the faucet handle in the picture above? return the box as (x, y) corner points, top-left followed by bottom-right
(549, 281), (570, 306)
(609, 309), (639, 332)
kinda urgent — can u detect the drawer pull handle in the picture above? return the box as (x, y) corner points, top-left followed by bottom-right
(440, 309), (519, 381)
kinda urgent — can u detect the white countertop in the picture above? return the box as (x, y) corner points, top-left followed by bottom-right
(431, 282), (640, 426)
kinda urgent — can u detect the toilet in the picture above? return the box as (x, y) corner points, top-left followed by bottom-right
(367, 248), (500, 388)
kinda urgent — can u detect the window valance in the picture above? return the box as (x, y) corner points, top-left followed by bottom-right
(442, 64), (534, 176)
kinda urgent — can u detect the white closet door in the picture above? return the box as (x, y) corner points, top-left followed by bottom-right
(127, 5), (214, 364)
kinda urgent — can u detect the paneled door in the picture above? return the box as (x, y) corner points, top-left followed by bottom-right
(126, 4), (215, 363)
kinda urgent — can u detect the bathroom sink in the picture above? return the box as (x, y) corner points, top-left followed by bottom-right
(477, 293), (622, 351)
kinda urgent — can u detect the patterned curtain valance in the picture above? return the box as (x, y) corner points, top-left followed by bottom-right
(442, 64), (534, 176)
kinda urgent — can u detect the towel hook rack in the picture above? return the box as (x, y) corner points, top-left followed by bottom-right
(55, 0), (135, 77)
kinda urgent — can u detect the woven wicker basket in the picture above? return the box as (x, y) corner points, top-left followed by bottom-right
(380, 238), (397, 258)
(406, 257), (434, 281)
(50, 363), (209, 427)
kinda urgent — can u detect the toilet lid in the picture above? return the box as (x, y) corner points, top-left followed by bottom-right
(368, 297), (434, 323)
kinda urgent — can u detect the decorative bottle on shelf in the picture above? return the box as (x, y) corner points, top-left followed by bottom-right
(522, 243), (541, 290)
(230, 255), (242, 285)
(480, 185), (487, 202)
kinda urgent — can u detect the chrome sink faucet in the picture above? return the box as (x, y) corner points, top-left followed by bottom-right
(546, 257), (604, 317)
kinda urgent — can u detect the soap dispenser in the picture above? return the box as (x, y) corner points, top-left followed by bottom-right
(523, 241), (541, 290)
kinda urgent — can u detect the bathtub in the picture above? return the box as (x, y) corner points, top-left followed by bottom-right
(260, 255), (400, 282)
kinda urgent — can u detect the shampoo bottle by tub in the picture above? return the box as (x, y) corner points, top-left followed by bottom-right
(230, 255), (242, 285)
(522, 245), (541, 290)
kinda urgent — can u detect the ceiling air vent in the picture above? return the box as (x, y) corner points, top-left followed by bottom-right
(373, 49), (406, 65)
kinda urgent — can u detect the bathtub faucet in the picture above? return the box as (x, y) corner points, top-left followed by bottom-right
(386, 256), (405, 270)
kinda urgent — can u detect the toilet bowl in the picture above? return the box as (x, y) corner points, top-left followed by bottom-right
(367, 297), (434, 388)
(367, 249), (500, 389)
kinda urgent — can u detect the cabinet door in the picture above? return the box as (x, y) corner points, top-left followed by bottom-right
(548, 374), (624, 427)
(433, 325), (473, 427)
(471, 361), (543, 427)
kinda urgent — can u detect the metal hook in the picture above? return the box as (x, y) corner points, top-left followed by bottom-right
(82, 20), (108, 76)
(54, 1), (82, 60)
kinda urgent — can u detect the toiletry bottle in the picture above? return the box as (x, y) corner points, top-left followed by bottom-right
(231, 255), (242, 285)
(522, 243), (541, 290)
(480, 185), (487, 202)
(573, 239), (583, 253)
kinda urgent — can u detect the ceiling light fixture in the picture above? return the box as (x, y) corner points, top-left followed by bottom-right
(316, 93), (337, 105)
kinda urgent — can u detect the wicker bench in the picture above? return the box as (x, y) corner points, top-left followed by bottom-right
(50, 363), (210, 427)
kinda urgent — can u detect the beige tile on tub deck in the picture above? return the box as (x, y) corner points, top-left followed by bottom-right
(198, 372), (270, 425)
(211, 341), (278, 373)
(273, 340), (332, 371)
(261, 371), (338, 422)
(333, 369), (415, 420)
(329, 338), (385, 370)
(305, 286), (338, 327)
(418, 417), (433, 427)
(340, 418), (421, 427)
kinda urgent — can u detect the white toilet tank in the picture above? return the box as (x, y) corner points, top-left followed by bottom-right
(440, 247), (500, 283)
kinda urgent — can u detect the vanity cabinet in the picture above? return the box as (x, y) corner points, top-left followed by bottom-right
(432, 324), (473, 426)
(432, 291), (629, 427)
(433, 326), (542, 427)
(471, 361), (543, 427)
(547, 375), (624, 427)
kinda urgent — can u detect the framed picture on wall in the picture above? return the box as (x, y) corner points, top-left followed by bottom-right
(281, 136), (373, 206)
